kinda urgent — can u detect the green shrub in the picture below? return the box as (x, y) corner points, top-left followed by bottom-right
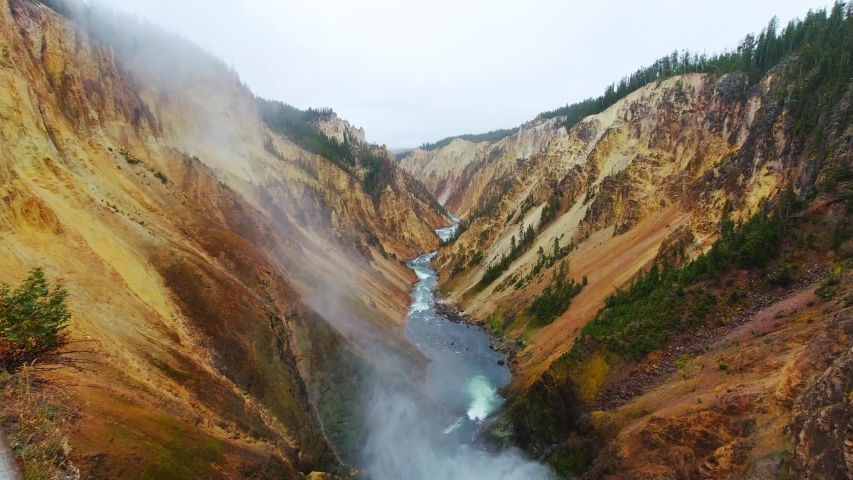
(769, 265), (793, 286)
(815, 275), (841, 299)
(118, 148), (141, 165)
(0, 269), (70, 373)
(528, 261), (586, 326)
(674, 355), (690, 369)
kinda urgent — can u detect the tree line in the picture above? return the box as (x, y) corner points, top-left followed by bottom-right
(419, 3), (853, 152)
(540, 3), (853, 139)
(527, 261), (587, 326)
(419, 128), (520, 151)
(478, 221), (537, 288)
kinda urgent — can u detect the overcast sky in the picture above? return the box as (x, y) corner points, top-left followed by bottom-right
(102, 0), (827, 148)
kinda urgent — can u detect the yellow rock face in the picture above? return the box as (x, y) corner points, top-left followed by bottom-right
(0, 0), (445, 476)
(406, 73), (800, 387)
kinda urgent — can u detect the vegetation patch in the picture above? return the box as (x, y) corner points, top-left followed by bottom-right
(576, 201), (789, 358)
(419, 127), (519, 151)
(576, 352), (610, 405)
(360, 149), (395, 204)
(257, 97), (404, 203)
(527, 261), (587, 326)
(479, 221), (537, 288)
(816, 274), (841, 299)
(487, 314), (505, 335)
(139, 421), (225, 480)
(538, 186), (563, 227)
(256, 99), (353, 171)
(118, 147), (142, 165)
(547, 448), (588, 478)
(1, 368), (75, 480)
(0, 268), (70, 373)
(0, 269), (80, 478)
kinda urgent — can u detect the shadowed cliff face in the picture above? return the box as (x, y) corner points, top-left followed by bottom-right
(0, 0), (447, 476)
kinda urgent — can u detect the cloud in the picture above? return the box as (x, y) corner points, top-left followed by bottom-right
(100, 0), (828, 144)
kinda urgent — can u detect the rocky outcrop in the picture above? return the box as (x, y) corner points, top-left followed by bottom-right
(316, 113), (367, 145)
(400, 118), (562, 209)
(789, 309), (853, 479)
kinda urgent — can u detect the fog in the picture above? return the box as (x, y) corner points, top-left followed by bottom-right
(100, 0), (825, 148)
(362, 381), (552, 480)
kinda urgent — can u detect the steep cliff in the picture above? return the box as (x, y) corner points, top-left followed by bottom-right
(403, 6), (853, 477)
(400, 118), (561, 211)
(405, 74), (793, 383)
(0, 0), (446, 477)
(316, 113), (367, 146)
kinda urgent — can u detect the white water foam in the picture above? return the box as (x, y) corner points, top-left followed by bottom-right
(442, 416), (466, 434)
(466, 375), (502, 421)
(410, 295), (430, 312)
(364, 249), (553, 479)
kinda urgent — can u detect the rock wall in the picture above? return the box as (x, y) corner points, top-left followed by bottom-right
(0, 0), (445, 476)
(413, 73), (802, 387)
(317, 113), (367, 145)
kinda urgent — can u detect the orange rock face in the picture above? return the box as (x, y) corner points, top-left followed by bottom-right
(0, 0), (446, 476)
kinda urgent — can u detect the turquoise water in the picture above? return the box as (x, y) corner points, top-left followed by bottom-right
(404, 252), (512, 438)
(359, 222), (552, 480)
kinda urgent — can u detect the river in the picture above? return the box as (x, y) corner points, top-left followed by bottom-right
(359, 219), (552, 479)
(404, 251), (509, 438)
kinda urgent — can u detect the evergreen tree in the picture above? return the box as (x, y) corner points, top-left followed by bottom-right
(538, 3), (853, 145)
(0, 268), (71, 372)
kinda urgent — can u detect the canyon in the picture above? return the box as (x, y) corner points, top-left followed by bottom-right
(2, 0), (853, 479)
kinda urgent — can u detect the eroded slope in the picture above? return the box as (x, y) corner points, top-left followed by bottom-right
(0, 0), (447, 476)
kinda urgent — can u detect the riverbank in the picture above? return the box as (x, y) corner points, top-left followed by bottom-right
(433, 300), (522, 376)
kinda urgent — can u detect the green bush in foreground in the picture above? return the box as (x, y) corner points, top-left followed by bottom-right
(0, 268), (70, 373)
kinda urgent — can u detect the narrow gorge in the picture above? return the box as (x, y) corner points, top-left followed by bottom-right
(2, 0), (853, 479)
(360, 221), (552, 479)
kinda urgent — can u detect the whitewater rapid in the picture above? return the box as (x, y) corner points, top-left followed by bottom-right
(360, 218), (553, 480)
(404, 251), (511, 437)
